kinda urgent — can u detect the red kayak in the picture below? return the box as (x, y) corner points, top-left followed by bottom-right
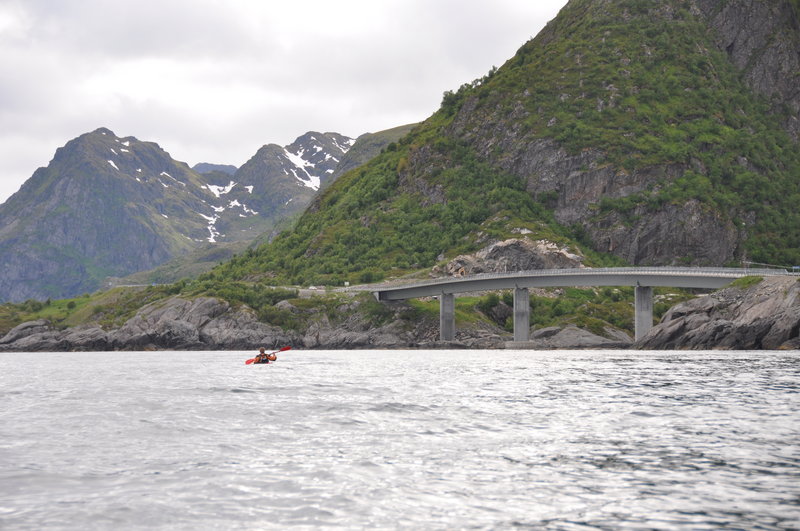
(245, 345), (291, 365)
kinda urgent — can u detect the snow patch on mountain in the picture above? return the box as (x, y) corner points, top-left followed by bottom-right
(199, 212), (221, 242)
(204, 181), (237, 197)
(283, 148), (320, 190)
(333, 137), (356, 153)
(160, 171), (186, 187)
(108, 160), (119, 171)
(228, 199), (258, 215)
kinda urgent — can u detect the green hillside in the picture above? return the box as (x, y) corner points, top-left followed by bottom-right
(486, 0), (800, 264)
(207, 0), (800, 287)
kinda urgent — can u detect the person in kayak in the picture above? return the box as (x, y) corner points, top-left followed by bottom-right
(255, 347), (277, 364)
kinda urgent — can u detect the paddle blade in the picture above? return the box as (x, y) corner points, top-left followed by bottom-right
(279, 345), (291, 352)
(245, 358), (256, 365)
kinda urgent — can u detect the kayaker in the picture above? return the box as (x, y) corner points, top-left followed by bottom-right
(255, 347), (277, 364)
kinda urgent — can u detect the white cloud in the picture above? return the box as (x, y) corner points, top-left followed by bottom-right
(0, 0), (567, 203)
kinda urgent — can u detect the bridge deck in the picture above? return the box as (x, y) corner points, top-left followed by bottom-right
(372, 267), (788, 301)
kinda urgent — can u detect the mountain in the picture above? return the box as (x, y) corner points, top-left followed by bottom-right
(0, 128), (210, 302)
(186, 131), (364, 247)
(108, 124), (416, 286)
(212, 0), (800, 287)
(0, 128), (357, 302)
(0, 122), (422, 301)
(192, 163), (238, 175)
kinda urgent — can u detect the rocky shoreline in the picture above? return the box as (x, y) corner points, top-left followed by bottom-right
(635, 276), (800, 350)
(1, 276), (798, 352)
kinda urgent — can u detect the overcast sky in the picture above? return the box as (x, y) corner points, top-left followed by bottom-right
(0, 0), (567, 204)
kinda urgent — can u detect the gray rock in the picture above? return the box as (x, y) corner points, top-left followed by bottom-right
(106, 296), (300, 351)
(0, 319), (53, 344)
(532, 326), (562, 339)
(637, 276), (800, 350)
(528, 326), (631, 349)
(4, 330), (65, 352)
(487, 301), (513, 326)
(443, 238), (584, 276)
(61, 326), (109, 351)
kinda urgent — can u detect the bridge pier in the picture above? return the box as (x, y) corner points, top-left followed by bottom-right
(513, 287), (530, 342)
(634, 285), (653, 341)
(439, 292), (455, 341)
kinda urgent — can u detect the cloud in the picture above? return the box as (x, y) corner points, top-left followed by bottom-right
(0, 0), (567, 203)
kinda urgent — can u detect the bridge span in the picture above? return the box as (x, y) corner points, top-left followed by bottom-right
(371, 267), (789, 343)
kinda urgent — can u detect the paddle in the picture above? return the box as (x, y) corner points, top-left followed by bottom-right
(245, 345), (291, 365)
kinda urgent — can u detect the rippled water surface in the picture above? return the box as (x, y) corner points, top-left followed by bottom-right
(1, 349), (798, 530)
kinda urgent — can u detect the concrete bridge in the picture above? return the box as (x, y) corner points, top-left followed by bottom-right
(371, 267), (789, 343)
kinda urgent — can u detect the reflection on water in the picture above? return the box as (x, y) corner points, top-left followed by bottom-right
(1, 350), (798, 529)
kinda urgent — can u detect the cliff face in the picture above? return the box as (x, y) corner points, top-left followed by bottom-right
(437, 0), (800, 267)
(696, 0), (800, 141)
(637, 276), (800, 349)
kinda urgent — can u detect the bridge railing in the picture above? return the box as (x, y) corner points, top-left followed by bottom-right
(362, 266), (789, 293)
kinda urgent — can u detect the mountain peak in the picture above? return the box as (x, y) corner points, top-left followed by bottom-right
(92, 126), (114, 136)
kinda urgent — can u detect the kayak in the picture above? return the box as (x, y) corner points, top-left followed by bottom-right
(244, 345), (291, 365)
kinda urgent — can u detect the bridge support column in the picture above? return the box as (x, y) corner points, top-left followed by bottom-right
(513, 287), (530, 342)
(440, 292), (455, 341)
(634, 286), (653, 341)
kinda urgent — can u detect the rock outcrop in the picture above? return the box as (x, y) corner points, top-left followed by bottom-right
(0, 297), (302, 352)
(440, 237), (584, 277)
(523, 325), (633, 349)
(636, 276), (800, 349)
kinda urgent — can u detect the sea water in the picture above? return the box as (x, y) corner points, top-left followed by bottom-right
(0, 349), (798, 530)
